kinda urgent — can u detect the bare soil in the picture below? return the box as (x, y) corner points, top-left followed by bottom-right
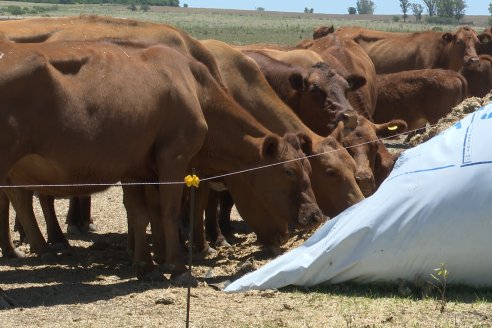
(2, 98), (492, 327)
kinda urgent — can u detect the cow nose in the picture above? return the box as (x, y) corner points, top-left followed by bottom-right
(355, 174), (376, 197)
(299, 208), (327, 228)
(342, 111), (358, 130)
(465, 56), (479, 64)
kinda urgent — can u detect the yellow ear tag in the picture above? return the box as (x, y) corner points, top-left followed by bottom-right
(387, 125), (398, 131)
(184, 175), (200, 188)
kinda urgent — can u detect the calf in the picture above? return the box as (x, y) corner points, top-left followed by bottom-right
(374, 69), (468, 131)
(460, 55), (492, 98)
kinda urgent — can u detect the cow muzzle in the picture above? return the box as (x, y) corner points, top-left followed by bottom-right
(465, 55), (479, 65)
(355, 173), (376, 197)
(298, 206), (327, 229)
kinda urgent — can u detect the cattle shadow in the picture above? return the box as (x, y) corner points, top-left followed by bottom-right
(2, 278), (171, 309)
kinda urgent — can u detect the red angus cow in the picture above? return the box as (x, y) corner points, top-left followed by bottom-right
(374, 69), (468, 131)
(335, 26), (479, 74)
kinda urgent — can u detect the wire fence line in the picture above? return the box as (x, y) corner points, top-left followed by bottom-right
(0, 124), (431, 190)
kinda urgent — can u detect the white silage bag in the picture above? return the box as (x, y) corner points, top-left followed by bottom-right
(225, 103), (492, 292)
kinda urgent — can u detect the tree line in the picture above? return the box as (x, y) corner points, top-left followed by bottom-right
(349, 0), (468, 23)
(4, 0), (179, 6)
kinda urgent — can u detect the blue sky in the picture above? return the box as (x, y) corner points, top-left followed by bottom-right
(184, 1), (487, 15)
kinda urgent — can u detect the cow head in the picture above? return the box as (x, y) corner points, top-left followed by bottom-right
(225, 133), (325, 251)
(291, 62), (365, 135)
(477, 32), (492, 55)
(307, 130), (365, 217)
(443, 26), (479, 71)
(460, 54), (492, 98)
(331, 117), (406, 197)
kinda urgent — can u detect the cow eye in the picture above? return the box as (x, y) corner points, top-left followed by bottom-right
(325, 168), (337, 177)
(456, 39), (463, 45)
(285, 168), (295, 177)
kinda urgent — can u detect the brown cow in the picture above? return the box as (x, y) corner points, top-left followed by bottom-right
(296, 33), (378, 118)
(331, 117), (407, 195)
(0, 15), (230, 247)
(194, 40), (365, 248)
(460, 55), (492, 98)
(374, 69), (468, 131)
(477, 31), (492, 55)
(0, 40), (323, 281)
(243, 50), (364, 134)
(335, 26), (480, 74)
(242, 48), (405, 196)
(0, 15), (225, 86)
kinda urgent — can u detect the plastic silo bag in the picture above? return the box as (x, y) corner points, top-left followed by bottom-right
(225, 103), (492, 292)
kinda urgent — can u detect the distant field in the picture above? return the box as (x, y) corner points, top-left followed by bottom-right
(0, 1), (489, 45)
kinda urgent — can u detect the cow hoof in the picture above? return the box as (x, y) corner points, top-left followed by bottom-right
(67, 225), (82, 235)
(40, 252), (60, 263)
(202, 246), (217, 257)
(158, 263), (175, 273)
(4, 248), (26, 259)
(270, 245), (282, 256)
(50, 242), (70, 253)
(215, 239), (232, 248)
(141, 268), (168, 282)
(171, 272), (198, 288)
(83, 223), (97, 233)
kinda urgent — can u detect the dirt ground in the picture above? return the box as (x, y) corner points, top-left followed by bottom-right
(1, 94), (492, 327)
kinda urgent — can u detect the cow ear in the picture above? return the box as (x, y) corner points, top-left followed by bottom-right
(346, 74), (366, 91)
(289, 72), (305, 91)
(442, 32), (454, 43)
(374, 119), (408, 138)
(261, 135), (280, 158)
(329, 120), (345, 143)
(297, 133), (313, 155)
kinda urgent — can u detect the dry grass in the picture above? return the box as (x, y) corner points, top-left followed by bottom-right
(1, 4), (492, 327)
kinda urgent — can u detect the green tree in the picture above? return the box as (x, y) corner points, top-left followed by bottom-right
(348, 6), (357, 14)
(356, 0), (375, 14)
(453, 0), (467, 22)
(436, 0), (455, 18)
(489, 1), (492, 15)
(423, 0), (437, 16)
(411, 3), (424, 22)
(400, 0), (410, 22)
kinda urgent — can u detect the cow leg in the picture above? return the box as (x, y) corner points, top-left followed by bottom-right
(38, 194), (69, 248)
(67, 196), (94, 234)
(0, 191), (25, 258)
(144, 185), (166, 265)
(122, 185), (162, 280)
(78, 196), (95, 232)
(205, 189), (231, 248)
(218, 191), (234, 242)
(13, 214), (26, 243)
(204, 189), (220, 243)
(4, 188), (52, 257)
(192, 185), (214, 255)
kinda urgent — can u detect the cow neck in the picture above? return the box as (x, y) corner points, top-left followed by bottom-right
(243, 78), (322, 143)
(194, 86), (276, 175)
(212, 46), (323, 146)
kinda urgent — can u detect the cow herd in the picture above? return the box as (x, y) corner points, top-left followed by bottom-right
(0, 15), (490, 285)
